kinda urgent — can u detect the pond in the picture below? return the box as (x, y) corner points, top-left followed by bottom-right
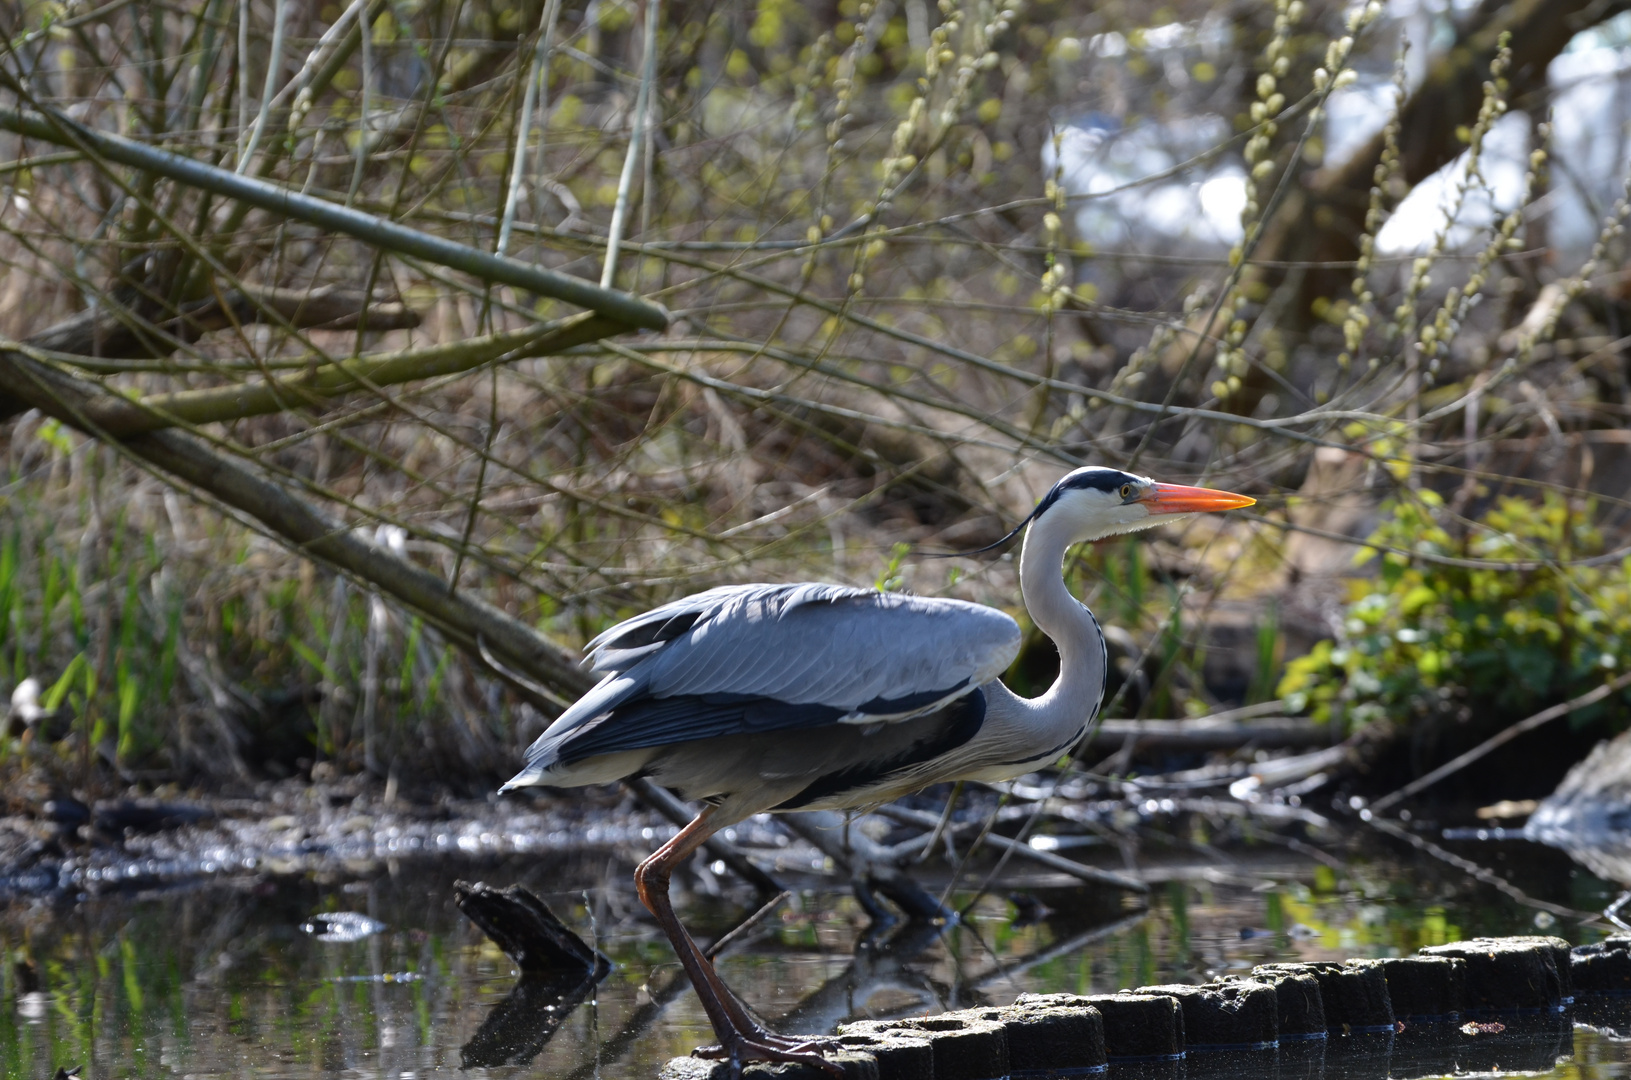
(1, 826), (1627, 1080)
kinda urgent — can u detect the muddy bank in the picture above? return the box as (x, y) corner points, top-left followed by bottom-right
(0, 781), (798, 900)
(0, 770), (1332, 904)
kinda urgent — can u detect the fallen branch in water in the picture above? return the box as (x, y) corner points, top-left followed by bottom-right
(777, 809), (953, 921)
(873, 804), (1149, 894)
(454, 881), (609, 1069)
(703, 890), (791, 960)
(1363, 814), (1590, 922)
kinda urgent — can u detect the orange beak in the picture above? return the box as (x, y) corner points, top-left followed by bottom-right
(1137, 483), (1255, 515)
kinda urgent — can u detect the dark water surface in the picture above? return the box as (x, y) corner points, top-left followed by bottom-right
(3, 830), (1629, 1080)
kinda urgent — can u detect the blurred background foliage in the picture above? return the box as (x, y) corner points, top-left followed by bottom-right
(1280, 493), (1631, 736)
(2, 0), (1631, 792)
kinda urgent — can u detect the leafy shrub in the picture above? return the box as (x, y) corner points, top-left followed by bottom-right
(1278, 492), (1631, 734)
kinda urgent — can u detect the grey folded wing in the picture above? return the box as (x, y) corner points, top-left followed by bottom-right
(515, 582), (1021, 776)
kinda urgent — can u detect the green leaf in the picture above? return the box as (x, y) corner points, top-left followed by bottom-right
(290, 638), (336, 682)
(42, 653), (87, 711)
(1400, 585), (1437, 616)
(875, 541), (911, 592)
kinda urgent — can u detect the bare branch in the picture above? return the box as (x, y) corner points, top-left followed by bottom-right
(21, 312), (620, 436)
(0, 106), (670, 330)
(28, 284), (421, 362)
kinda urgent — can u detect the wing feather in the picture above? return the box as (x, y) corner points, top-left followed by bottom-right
(643, 585), (1018, 707)
(505, 582), (1022, 788)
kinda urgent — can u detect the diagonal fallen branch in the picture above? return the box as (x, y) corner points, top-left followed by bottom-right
(0, 343), (595, 700)
(1363, 814), (1588, 921)
(0, 322), (820, 901)
(1368, 669), (1631, 815)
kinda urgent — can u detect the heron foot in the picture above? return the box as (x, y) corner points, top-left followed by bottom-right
(746, 1030), (839, 1054)
(693, 1032), (846, 1078)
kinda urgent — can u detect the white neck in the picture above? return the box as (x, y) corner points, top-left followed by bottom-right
(1014, 508), (1107, 742)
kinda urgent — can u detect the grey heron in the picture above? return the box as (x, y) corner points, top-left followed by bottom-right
(502, 466), (1253, 1072)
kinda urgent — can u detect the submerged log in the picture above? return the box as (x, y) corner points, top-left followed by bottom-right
(453, 880), (605, 976)
(455, 880), (611, 1068)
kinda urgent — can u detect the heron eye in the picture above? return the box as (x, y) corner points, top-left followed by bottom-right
(1119, 484), (1134, 499)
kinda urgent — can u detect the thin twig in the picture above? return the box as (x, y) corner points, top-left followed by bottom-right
(914, 781), (963, 865)
(704, 891), (791, 960)
(346, 0), (372, 203)
(499, 0), (561, 256)
(875, 804), (1149, 893)
(600, 0), (658, 289)
(1368, 670), (1631, 814)
(1364, 815), (1590, 921)
(236, 0), (289, 173)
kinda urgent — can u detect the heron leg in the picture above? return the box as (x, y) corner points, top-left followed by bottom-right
(635, 808), (842, 1076)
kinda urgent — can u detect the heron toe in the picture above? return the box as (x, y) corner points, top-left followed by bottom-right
(692, 1034), (849, 1078)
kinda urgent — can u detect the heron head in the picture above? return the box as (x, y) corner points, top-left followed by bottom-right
(1034, 466), (1255, 543)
